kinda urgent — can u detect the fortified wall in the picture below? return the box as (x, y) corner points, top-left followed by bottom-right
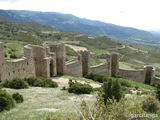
(0, 41), (160, 85)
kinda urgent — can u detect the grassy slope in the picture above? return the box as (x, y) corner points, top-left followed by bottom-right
(0, 77), (97, 120)
(0, 75), (158, 120)
(4, 42), (24, 60)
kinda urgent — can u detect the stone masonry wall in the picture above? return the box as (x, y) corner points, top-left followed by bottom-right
(79, 50), (91, 76)
(90, 62), (109, 76)
(0, 41), (159, 85)
(66, 54), (82, 77)
(2, 58), (35, 80)
(116, 69), (146, 83)
(43, 43), (66, 74)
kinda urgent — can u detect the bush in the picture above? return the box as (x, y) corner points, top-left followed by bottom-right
(112, 80), (122, 102)
(68, 80), (93, 94)
(24, 76), (36, 86)
(0, 90), (14, 112)
(85, 73), (131, 89)
(85, 73), (106, 83)
(3, 78), (29, 89)
(103, 79), (122, 104)
(12, 93), (24, 103)
(80, 97), (145, 120)
(61, 86), (66, 90)
(119, 80), (131, 87)
(156, 82), (160, 100)
(24, 77), (58, 88)
(10, 53), (17, 59)
(142, 96), (159, 113)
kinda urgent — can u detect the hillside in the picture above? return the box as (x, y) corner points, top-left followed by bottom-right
(0, 9), (160, 46)
(1, 16), (160, 76)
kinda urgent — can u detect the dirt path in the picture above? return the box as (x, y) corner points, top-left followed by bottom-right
(52, 77), (101, 88)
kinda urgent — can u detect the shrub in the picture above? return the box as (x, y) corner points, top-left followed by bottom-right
(112, 80), (122, 102)
(119, 80), (131, 87)
(12, 93), (24, 103)
(135, 86), (139, 90)
(80, 97), (145, 120)
(24, 76), (36, 86)
(142, 96), (159, 113)
(156, 82), (160, 100)
(68, 81), (93, 94)
(85, 73), (105, 83)
(61, 86), (66, 90)
(121, 87), (132, 95)
(3, 78), (29, 89)
(85, 73), (131, 88)
(104, 79), (113, 104)
(10, 53), (17, 58)
(103, 79), (122, 104)
(0, 90), (14, 112)
(24, 77), (58, 88)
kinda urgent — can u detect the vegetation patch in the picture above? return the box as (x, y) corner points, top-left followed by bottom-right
(3, 78), (29, 89)
(12, 92), (24, 103)
(68, 80), (93, 94)
(0, 90), (14, 112)
(24, 77), (58, 88)
(85, 73), (155, 90)
(142, 96), (159, 113)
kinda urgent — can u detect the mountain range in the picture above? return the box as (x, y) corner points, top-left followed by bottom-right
(0, 9), (160, 46)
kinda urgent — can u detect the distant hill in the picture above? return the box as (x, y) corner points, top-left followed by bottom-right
(0, 16), (58, 44)
(0, 9), (160, 46)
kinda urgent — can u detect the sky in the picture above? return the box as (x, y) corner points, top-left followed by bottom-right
(0, 0), (160, 30)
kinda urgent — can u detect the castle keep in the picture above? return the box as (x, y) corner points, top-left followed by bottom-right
(0, 42), (159, 85)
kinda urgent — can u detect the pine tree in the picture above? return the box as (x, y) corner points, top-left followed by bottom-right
(103, 78), (112, 104)
(112, 80), (122, 102)
(156, 82), (160, 100)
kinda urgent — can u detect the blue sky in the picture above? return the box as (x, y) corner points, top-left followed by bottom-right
(0, 0), (160, 30)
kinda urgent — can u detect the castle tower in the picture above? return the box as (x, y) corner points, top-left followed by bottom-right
(46, 43), (66, 75)
(79, 50), (91, 76)
(144, 66), (155, 85)
(108, 53), (119, 77)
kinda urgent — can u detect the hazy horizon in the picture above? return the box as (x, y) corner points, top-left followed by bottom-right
(0, 0), (160, 31)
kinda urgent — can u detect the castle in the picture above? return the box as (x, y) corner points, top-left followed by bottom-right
(0, 42), (159, 85)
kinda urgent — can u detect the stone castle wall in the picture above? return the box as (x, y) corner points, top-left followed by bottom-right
(116, 69), (146, 83)
(43, 42), (66, 75)
(0, 42), (57, 81)
(2, 58), (35, 80)
(66, 55), (82, 77)
(0, 41), (160, 85)
(90, 62), (109, 76)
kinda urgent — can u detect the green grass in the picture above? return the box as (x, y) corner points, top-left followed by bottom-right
(90, 48), (109, 55)
(62, 75), (101, 84)
(0, 75), (157, 120)
(119, 78), (155, 90)
(90, 58), (106, 66)
(4, 42), (24, 60)
(0, 84), (96, 120)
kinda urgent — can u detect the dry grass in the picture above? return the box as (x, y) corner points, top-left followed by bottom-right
(0, 78), (97, 120)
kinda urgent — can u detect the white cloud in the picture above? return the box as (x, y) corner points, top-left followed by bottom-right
(0, 0), (160, 30)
